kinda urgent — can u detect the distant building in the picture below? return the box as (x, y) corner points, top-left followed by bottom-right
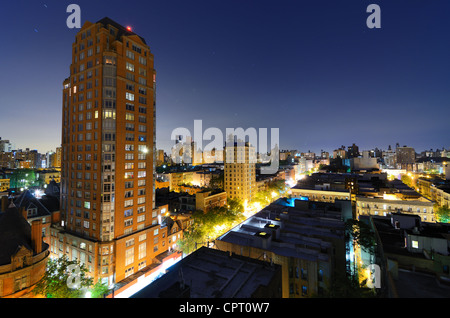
(224, 142), (256, 205)
(333, 148), (347, 159)
(36, 169), (61, 184)
(131, 247), (282, 298)
(350, 150), (379, 171)
(54, 147), (62, 168)
(195, 190), (227, 212)
(347, 143), (360, 158)
(0, 138), (12, 152)
(396, 146), (415, 168)
(290, 173), (351, 203)
(156, 149), (165, 166)
(169, 171), (194, 192)
(356, 196), (435, 223)
(0, 149), (41, 169)
(382, 146), (396, 169)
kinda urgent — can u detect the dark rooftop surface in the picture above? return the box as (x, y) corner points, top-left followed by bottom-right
(0, 204), (33, 265)
(131, 247), (281, 298)
(395, 269), (450, 298)
(97, 17), (147, 45)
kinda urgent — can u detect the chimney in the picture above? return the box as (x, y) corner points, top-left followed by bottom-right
(1, 196), (8, 212)
(31, 219), (43, 254)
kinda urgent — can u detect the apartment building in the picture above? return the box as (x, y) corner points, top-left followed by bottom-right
(58, 17), (165, 286)
(224, 142), (256, 205)
(216, 199), (350, 298)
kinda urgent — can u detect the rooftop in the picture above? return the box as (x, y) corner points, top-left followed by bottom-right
(131, 247), (281, 298)
(217, 199), (349, 261)
(96, 17), (147, 45)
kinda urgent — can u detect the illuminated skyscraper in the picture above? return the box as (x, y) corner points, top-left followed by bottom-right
(58, 17), (166, 286)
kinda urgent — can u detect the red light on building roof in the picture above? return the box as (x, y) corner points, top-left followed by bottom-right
(126, 26), (132, 31)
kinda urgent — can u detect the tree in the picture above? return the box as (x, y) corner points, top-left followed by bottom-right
(401, 174), (414, 188)
(33, 255), (106, 298)
(209, 172), (224, 190)
(90, 281), (111, 298)
(178, 198), (245, 254)
(435, 204), (450, 223)
(345, 219), (376, 254)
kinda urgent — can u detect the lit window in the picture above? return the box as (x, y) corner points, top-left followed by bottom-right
(412, 240), (419, 249)
(126, 92), (135, 101)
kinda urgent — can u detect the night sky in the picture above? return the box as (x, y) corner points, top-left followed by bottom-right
(0, 0), (449, 155)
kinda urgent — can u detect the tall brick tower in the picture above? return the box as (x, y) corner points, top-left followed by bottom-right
(59, 17), (166, 286)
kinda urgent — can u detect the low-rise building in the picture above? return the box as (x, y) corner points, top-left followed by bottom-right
(163, 211), (193, 252)
(417, 177), (450, 208)
(215, 199), (351, 298)
(356, 196), (435, 223)
(372, 215), (450, 296)
(0, 198), (49, 298)
(169, 171), (194, 192)
(195, 190), (227, 212)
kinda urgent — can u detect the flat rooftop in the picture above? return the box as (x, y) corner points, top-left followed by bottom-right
(217, 200), (347, 262)
(131, 247), (281, 298)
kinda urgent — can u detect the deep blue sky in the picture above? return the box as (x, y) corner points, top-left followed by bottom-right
(0, 0), (449, 154)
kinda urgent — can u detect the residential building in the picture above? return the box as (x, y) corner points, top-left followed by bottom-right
(163, 211), (193, 252)
(290, 173), (351, 203)
(417, 177), (450, 208)
(372, 214), (450, 297)
(0, 197), (50, 298)
(169, 171), (194, 192)
(58, 17), (166, 287)
(355, 196), (435, 223)
(195, 190), (227, 212)
(347, 143), (360, 158)
(37, 169), (61, 184)
(224, 142), (256, 205)
(0, 138), (12, 153)
(215, 199), (351, 298)
(396, 146), (415, 169)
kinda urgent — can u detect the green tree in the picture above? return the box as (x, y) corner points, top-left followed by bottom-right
(178, 198), (245, 254)
(435, 204), (450, 223)
(90, 281), (111, 298)
(251, 190), (272, 208)
(345, 219), (376, 254)
(33, 255), (106, 298)
(209, 172), (224, 190)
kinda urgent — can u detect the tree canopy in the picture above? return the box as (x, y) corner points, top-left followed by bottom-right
(178, 198), (245, 254)
(33, 255), (108, 298)
(345, 219), (376, 254)
(435, 204), (450, 223)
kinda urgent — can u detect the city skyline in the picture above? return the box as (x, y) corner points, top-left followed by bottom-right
(0, 0), (449, 155)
